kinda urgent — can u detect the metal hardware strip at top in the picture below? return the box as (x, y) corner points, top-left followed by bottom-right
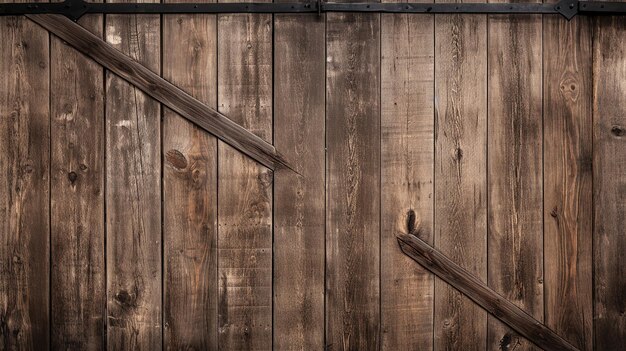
(0, 0), (625, 20)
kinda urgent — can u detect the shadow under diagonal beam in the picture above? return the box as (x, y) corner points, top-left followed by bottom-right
(27, 13), (294, 172)
(396, 233), (579, 351)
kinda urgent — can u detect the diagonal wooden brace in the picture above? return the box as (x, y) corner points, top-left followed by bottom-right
(396, 233), (579, 351)
(27, 14), (294, 172)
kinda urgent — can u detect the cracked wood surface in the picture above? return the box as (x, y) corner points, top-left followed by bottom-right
(104, 2), (162, 348)
(325, 8), (382, 351)
(0, 1), (50, 348)
(593, 15), (626, 351)
(273, 10), (326, 351)
(487, 7), (544, 350)
(49, 6), (105, 350)
(434, 8), (488, 350)
(380, 5), (435, 350)
(216, 5), (274, 349)
(162, 0), (218, 347)
(543, 8), (593, 351)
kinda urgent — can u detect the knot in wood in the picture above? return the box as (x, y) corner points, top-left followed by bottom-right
(611, 125), (625, 137)
(68, 171), (78, 184)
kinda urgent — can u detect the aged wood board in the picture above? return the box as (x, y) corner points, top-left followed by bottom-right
(1, 8), (625, 351)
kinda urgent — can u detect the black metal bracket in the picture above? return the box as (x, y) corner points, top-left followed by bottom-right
(0, 0), (624, 21)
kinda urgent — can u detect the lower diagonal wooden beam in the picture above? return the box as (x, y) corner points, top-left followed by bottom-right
(26, 14), (294, 172)
(396, 233), (579, 351)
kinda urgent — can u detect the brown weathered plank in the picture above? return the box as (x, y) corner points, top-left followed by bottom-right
(397, 233), (579, 351)
(380, 7), (434, 350)
(27, 13), (292, 171)
(162, 1), (218, 348)
(273, 11), (325, 351)
(326, 11), (381, 350)
(543, 12), (593, 351)
(593, 16), (626, 350)
(487, 10), (543, 350)
(434, 10), (487, 350)
(104, 4), (162, 349)
(49, 9), (105, 350)
(217, 8), (273, 350)
(0, 2), (50, 349)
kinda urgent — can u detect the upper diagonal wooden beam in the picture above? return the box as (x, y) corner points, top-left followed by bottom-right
(27, 13), (294, 172)
(396, 233), (579, 351)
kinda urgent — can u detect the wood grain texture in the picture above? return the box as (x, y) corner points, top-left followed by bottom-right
(27, 14), (292, 171)
(162, 2), (218, 349)
(326, 11), (381, 351)
(273, 12), (325, 351)
(487, 10), (544, 351)
(397, 233), (579, 351)
(593, 16), (626, 351)
(434, 10), (487, 351)
(543, 13), (593, 351)
(49, 11), (105, 350)
(217, 8), (273, 350)
(380, 7), (434, 350)
(0, 3), (50, 349)
(104, 5), (162, 349)
(4, 9), (625, 351)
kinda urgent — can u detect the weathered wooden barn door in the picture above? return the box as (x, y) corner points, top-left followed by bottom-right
(1, 3), (626, 351)
(162, 0), (218, 348)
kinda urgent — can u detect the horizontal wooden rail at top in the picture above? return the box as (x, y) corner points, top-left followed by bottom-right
(6, 0), (626, 20)
(396, 233), (580, 351)
(26, 14), (294, 172)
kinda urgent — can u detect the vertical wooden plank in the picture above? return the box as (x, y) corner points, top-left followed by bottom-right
(543, 12), (593, 351)
(0, 0), (50, 348)
(326, 10), (381, 351)
(434, 10), (487, 351)
(49, 9), (105, 350)
(593, 16), (626, 351)
(162, 0), (218, 348)
(105, 1), (162, 348)
(217, 3), (273, 349)
(273, 11), (325, 351)
(380, 6), (434, 351)
(487, 9), (543, 350)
